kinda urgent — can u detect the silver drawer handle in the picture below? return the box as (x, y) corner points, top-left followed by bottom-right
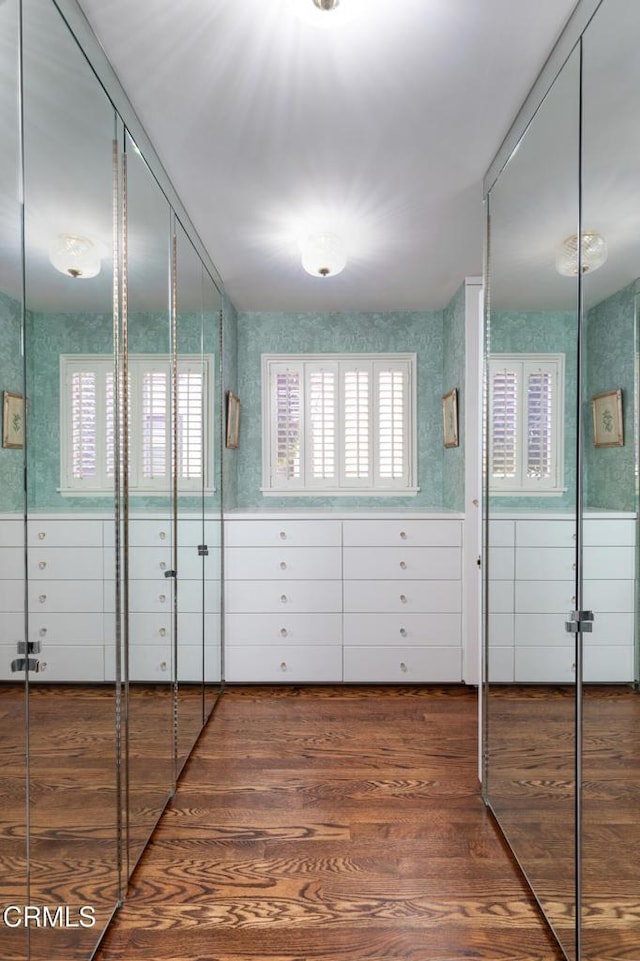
(400, 594), (407, 604)
(38, 594), (47, 604)
(280, 628), (288, 638)
(279, 531), (287, 540)
(400, 662), (408, 673)
(160, 561), (166, 570)
(160, 661), (168, 672)
(38, 531), (46, 540)
(159, 594), (166, 603)
(280, 661), (288, 672)
(38, 561), (47, 570)
(39, 627), (47, 637)
(280, 594), (288, 604)
(159, 530), (166, 540)
(159, 627), (167, 637)
(400, 627), (407, 637)
(400, 530), (407, 539)
(399, 560), (407, 570)
(280, 561), (287, 570)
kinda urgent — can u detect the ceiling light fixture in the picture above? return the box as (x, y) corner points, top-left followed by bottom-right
(289, 0), (362, 28)
(555, 230), (608, 277)
(312, 0), (340, 9)
(49, 233), (101, 279)
(300, 232), (347, 278)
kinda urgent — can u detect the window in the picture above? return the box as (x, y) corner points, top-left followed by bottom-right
(60, 354), (213, 495)
(488, 353), (564, 494)
(262, 353), (417, 495)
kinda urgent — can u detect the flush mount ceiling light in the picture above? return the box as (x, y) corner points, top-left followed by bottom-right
(300, 232), (347, 278)
(555, 230), (608, 277)
(49, 233), (101, 279)
(289, 0), (363, 28)
(312, 0), (340, 9)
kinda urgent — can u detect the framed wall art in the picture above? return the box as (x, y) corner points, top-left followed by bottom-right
(2, 391), (25, 449)
(592, 388), (623, 447)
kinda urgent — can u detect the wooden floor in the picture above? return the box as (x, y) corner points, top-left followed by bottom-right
(94, 685), (563, 961)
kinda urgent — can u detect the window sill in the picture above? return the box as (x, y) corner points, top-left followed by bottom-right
(260, 487), (420, 497)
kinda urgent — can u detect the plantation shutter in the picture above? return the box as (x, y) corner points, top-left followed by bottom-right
(490, 364), (518, 482)
(71, 369), (98, 482)
(526, 367), (553, 481)
(376, 364), (407, 484)
(343, 367), (370, 482)
(177, 366), (204, 483)
(308, 365), (336, 482)
(141, 367), (169, 483)
(273, 365), (302, 485)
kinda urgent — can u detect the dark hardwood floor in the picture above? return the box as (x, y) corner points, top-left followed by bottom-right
(94, 685), (564, 961)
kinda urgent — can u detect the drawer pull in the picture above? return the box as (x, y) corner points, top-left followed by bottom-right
(160, 561), (166, 570)
(280, 628), (288, 638)
(279, 531), (287, 540)
(399, 530), (407, 539)
(159, 530), (166, 540)
(400, 661), (408, 673)
(280, 661), (288, 672)
(159, 627), (167, 637)
(38, 561), (47, 570)
(38, 531), (46, 540)
(159, 594), (166, 603)
(160, 661), (168, 672)
(399, 560), (407, 570)
(280, 594), (288, 604)
(400, 594), (407, 604)
(38, 594), (47, 604)
(39, 628), (47, 637)
(400, 627), (407, 637)
(280, 561), (287, 570)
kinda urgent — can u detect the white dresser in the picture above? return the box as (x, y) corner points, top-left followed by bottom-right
(487, 512), (636, 683)
(224, 513), (464, 683)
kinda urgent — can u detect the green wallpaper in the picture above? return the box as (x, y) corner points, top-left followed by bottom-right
(584, 281), (637, 511)
(222, 293), (238, 512)
(0, 290), (25, 512)
(232, 309), (448, 510)
(443, 283), (465, 511)
(488, 308), (578, 510)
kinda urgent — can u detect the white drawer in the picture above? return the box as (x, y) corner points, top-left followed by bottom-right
(516, 578), (635, 614)
(584, 519), (636, 546)
(584, 646), (634, 682)
(515, 520), (575, 548)
(177, 643), (221, 683)
(583, 545), (635, 579)
(0, 519), (25, 547)
(514, 646), (576, 683)
(225, 546), (342, 581)
(127, 612), (220, 647)
(514, 612), (634, 648)
(121, 581), (173, 614)
(225, 579), (341, 614)
(486, 546), (514, 580)
(15, 645), (105, 683)
(343, 580), (460, 614)
(28, 580), (103, 613)
(27, 519), (103, 548)
(583, 579), (635, 613)
(343, 646), (462, 682)
(29, 613), (104, 645)
(0, 612), (25, 642)
(488, 520), (515, 548)
(487, 580), (514, 614)
(343, 613), (460, 647)
(487, 613), (514, 648)
(224, 520), (341, 548)
(128, 646), (172, 682)
(0, 580), (25, 612)
(342, 519), (461, 547)
(343, 546), (460, 580)
(225, 613), (342, 646)
(488, 646), (514, 683)
(0, 547), (24, 579)
(178, 579), (222, 614)
(225, 645), (343, 682)
(516, 548), (575, 581)
(28, 547), (104, 581)
(127, 520), (173, 547)
(178, 612), (221, 647)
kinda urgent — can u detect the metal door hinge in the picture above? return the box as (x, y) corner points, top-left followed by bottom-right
(565, 610), (594, 634)
(197, 544), (209, 556)
(11, 657), (46, 673)
(17, 640), (41, 655)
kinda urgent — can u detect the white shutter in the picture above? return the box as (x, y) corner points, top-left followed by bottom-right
(490, 365), (518, 481)
(343, 368), (370, 481)
(273, 365), (302, 485)
(71, 370), (98, 480)
(177, 366), (204, 483)
(376, 365), (406, 482)
(141, 367), (169, 483)
(308, 366), (336, 482)
(525, 367), (553, 481)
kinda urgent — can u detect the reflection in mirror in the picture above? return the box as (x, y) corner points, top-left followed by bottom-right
(581, 1), (640, 957)
(123, 130), (174, 875)
(0, 1), (27, 959)
(21, 0), (120, 956)
(484, 46), (580, 961)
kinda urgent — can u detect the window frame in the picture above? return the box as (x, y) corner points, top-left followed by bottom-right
(261, 352), (418, 496)
(59, 353), (214, 496)
(488, 351), (565, 495)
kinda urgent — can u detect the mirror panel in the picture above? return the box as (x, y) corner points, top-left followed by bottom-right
(123, 129), (174, 874)
(581, 1), (640, 957)
(22, 0), (120, 956)
(0, 1), (27, 958)
(484, 46), (581, 960)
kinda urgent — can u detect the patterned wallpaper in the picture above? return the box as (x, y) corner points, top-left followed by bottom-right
(222, 293), (239, 512)
(232, 309), (448, 511)
(0, 290), (25, 512)
(443, 283), (465, 511)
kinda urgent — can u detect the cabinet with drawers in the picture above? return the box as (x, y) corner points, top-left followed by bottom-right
(224, 518), (343, 682)
(224, 514), (464, 683)
(487, 512), (636, 683)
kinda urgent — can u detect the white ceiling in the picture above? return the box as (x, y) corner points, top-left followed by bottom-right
(70, 0), (578, 311)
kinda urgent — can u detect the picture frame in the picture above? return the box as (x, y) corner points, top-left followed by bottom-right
(592, 388), (623, 447)
(2, 391), (25, 449)
(226, 391), (240, 449)
(442, 388), (459, 448)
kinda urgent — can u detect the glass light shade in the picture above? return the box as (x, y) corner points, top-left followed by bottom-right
(49, 233), (101, 279)
(289, 0), (363, 28)
(555, 230), (608, 276)
(300, 232), (347, 278)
